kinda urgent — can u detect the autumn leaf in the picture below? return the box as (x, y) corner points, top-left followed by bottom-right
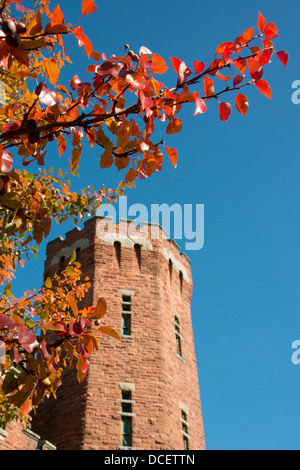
(57, 134), (67, 157)
(247, 57), (263, 82)
(51, 5), (64, 25)
(92, 298), (107, 319)
(193, 92), (207, 116)
(194, 60), (205, 74)
(257, 11), (266, 31)
(0, 147), (13, 173)
(82, 0), (97, 17)
(276, 51), (288, 68)
(97, 326), (121, 341)
(165, 146), (177, 168)
(203, 76), (214, 98)
(166, 118), (182, 135)
(242, 27), (255, 43)
(219, 102), (232, 121)
(44, 59), (60, 86)
(11, 46), (29, 67)
(169, 57), (181, 74)
(235, 93), (249, 117)
(264, 22), (279, 41)
(256, 79), (272, 99)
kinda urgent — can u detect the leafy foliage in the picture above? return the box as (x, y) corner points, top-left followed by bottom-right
(0, 0), (287, 425)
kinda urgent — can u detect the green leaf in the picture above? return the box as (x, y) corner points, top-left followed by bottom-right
(70, 250), (77, 263)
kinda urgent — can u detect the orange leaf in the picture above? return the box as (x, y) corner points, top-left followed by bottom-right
(242, 27), (255, 43)
(44, 58), (59, 85)
(82, 0), (97, 16)
(93, 298), (107, 319)
(27, 11), (42, 35)
(257, 11), (266, 31)
(165, 146), (177, 168)
(98, 326), (121, 341)
(100, 142), (114, 169)
(125, 168), (138, 183)
(235, 94), (249, 117)
(51, 4), (64, 25)
(256, 79), (272, 99)
(203, 76), (214, 98)
(152, 54), (169, 74)
(57, 134), (66, 157)
(18, 397), (33, 416)
(81, 33), (93, 58)
(166, 118), (182, 135)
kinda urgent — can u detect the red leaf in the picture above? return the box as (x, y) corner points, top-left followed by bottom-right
(257, 11), (266, 31)
(169, 57), (181, 74)
(178, 61), (192, 84)
(18, 326), (36, 346)
(260, 48), (272, 66)
(264, 22), (279, 41)
(235, 94), (249, 117)
(233, 74), (243, 87)
(219, 102), (232, 122)
(82, 0), (97, 16)
(165, 146), (177, 168)
(276, 51), (288, 68)
(256, 79), (272, 99)
(0, 313), (17, 330)
(0, 146), (13, 173)
(247, 57), (263, 82)
(193, 92), (207, 115)
(194, 60), (205, 74)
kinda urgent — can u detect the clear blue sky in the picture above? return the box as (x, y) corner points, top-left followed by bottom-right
(11, 0), (300, 449)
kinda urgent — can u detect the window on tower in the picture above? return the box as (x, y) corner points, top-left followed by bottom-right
(120, 390), (134, 448)
(181, 409), (190, 450)
(174, 313), (182, 358)
(121, 295), (132, 337)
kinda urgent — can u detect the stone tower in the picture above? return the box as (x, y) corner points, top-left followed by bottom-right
(31, 216), (205, 450)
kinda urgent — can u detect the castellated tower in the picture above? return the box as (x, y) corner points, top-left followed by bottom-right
(31, 216), (205, 450)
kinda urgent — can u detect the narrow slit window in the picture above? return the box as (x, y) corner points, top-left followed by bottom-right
(134, 243), (141, 270)
(122, 295), (132, 336)
(59, 256), (65, 271)
(179, 271), (183, 294)
(114, 241), (121, 267)
(175, 314), (182, 358)
(121, 390), (133, 447)
(169, 259), (173, 281)
(181, 409), (189, 450)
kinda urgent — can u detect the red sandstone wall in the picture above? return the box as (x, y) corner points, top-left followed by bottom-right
(31, 217), (205, 450)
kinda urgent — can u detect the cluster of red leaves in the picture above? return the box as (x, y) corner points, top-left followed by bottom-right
(0, 0), (287, 421)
